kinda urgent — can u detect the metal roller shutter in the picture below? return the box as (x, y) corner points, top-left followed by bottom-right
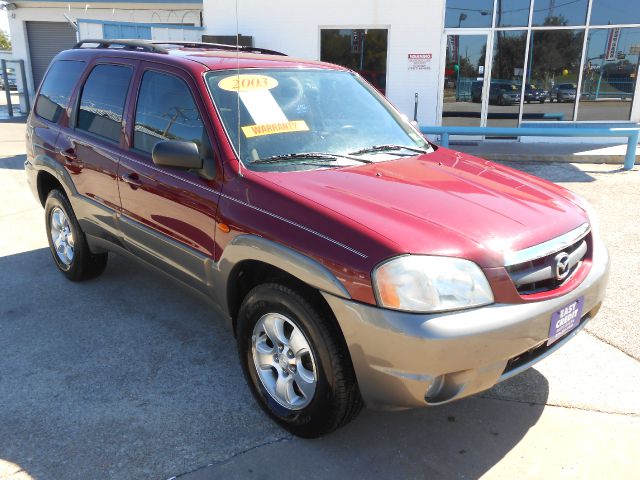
(26, 21), (77, 90)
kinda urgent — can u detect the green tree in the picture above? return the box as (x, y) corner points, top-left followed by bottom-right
(0, 29), (11, 50)
(528, 16), (584, 88)
(491, 32), (526, 82)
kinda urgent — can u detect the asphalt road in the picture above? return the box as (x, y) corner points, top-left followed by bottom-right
(1, 118), (639, 480)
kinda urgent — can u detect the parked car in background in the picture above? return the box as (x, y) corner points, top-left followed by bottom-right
(524, 83), (549, 103)
(489, 82), (521, 105)
(551, 83), (577, 103)
(0, 68), (17, 91)
(471, 81), (522, 105)
(25, 40), (609, 438)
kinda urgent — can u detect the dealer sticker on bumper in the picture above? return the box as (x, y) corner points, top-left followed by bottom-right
(548, 296), (584, 346)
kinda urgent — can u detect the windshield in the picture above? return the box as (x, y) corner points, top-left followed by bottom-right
(205, 68), (430, 171)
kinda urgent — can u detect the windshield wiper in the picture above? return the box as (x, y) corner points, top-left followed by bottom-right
(348, 144), (428, 156)
(252, 152), (373, 165)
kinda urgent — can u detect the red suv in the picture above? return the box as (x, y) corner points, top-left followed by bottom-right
(25, 40), (609, 438)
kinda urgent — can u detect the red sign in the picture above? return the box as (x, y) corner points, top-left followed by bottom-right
(408, 53), (432, 60)
(407, 53), (433, 71)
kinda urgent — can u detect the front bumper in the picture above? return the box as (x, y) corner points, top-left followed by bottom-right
(323, 236), (609, 410)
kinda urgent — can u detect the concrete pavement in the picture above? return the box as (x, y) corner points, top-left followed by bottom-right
(452, 141), (636, 165)
(1, 119), (639, 479)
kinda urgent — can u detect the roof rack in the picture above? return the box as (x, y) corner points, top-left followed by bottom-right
(73, 39), (168, 54)
(73, 39), (287, 57)
(150, 41), (287, 56)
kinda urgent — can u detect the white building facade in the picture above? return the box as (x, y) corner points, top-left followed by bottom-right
(5, 0), (203, 102)
(5, 0), (640, 131)
(203, 0), (640, 131)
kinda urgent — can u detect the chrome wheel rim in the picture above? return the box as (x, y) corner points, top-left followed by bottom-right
(50, 207), (74, 266)
(251, 312), (317, 410)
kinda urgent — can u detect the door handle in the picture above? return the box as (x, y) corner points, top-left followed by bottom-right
(121, 172), (143, 189)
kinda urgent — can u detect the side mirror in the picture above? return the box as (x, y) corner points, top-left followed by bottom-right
(152, 140), (202, 170)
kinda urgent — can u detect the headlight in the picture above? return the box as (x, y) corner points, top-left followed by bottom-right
(372, 256), (494, 313)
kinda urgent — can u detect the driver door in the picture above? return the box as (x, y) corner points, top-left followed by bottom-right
(117, 64), (222, 289)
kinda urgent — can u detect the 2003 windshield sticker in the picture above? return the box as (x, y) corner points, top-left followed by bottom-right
(218, 74), (309, 138)
(218, 74), (279, 92)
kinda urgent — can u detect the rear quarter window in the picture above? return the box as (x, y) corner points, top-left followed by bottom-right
(77, 64), (133, 142)
(35, 60), (86, 123)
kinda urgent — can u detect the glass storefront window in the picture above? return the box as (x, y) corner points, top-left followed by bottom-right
(441, 0), (640, 125)
(441, 34), (488, 126)
(578, 27), (640, 120)
(487, 31), (527, 127)
(522, 29), (584, 121)
(590, 1), (640, 26)
(531, 0), (588, 27)
(496, 0), (531, 28)
(320, 29), (388, 95)
(445, 0), (494, 28)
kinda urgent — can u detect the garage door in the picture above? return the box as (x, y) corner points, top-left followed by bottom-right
(26, 21), (77, 90)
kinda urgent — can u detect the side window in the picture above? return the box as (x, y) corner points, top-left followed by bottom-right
(35, 60), (86, 123)
(77, 64), (133, 142)
(133, 70), (209, 157)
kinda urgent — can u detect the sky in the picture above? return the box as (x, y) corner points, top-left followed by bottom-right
(1, 9), (9, 40)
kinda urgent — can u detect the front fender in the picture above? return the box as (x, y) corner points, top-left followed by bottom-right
(211, 234), (351, 319)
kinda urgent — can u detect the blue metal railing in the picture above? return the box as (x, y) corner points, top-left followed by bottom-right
(420, 125), (640, 170)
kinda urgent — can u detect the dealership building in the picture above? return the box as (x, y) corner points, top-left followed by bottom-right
(3, 0), (640, 133)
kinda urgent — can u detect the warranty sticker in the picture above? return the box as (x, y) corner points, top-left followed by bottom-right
(242, 120), (309, 138)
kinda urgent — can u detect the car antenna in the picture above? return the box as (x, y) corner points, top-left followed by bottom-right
(235, 0), (243, 178)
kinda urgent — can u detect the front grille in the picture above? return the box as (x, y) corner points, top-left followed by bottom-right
(506, 227), (591, 295)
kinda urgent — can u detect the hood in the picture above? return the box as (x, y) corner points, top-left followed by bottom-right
(261, 148), (588, 267)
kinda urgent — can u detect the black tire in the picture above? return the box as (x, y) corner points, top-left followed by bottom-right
(237, 283), (363, 438)
(44, 190), (108, 281)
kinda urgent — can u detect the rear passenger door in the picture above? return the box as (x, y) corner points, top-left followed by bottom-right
(117, 64), (222, 289)
(28, 58), (86, 183)
(57, 58), (136, 237)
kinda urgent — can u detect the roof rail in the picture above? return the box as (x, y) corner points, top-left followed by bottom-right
(150, 41), (287, 56)
(73, 39), (168, 54)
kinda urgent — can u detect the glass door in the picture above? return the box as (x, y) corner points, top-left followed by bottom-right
(441, 33), (490, 130)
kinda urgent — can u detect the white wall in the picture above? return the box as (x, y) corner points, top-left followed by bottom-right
(8, 3), (202, 100)
(77, 23), (202, 42)
(203, 0), (444, 125)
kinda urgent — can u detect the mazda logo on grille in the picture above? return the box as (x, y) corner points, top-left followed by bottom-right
(555, 252), (571, 281)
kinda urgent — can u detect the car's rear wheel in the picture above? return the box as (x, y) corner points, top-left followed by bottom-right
(45, 190), (108, 281)
(237, 283), (362, 438)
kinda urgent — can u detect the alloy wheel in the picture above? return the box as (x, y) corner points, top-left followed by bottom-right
(50, 206), (75, 266)
(251, 312), (317, 410)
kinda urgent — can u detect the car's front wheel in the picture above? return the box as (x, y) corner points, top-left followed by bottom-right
(237, 283), (362, 438)
(45, 190), (108, 281)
